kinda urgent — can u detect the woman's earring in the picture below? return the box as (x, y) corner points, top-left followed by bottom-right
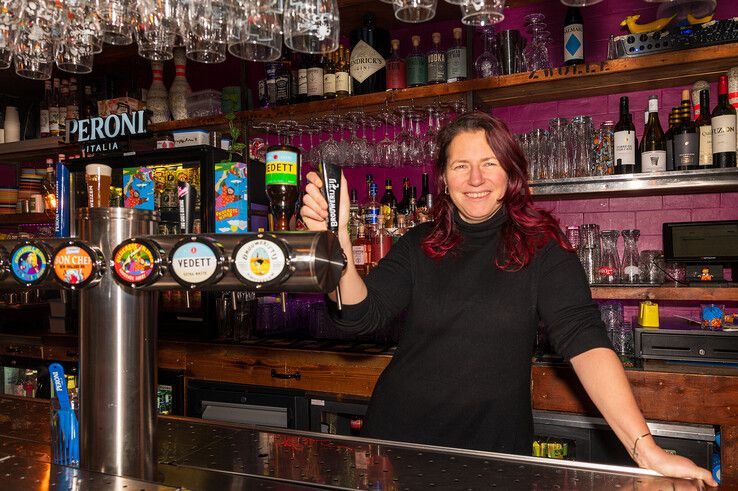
(444, 185), (448, 194)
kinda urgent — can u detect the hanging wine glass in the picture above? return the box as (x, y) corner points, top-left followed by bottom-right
(394, 0), (437, 24)
(460, 0), (506, 26)
(283, 0), (340, 54)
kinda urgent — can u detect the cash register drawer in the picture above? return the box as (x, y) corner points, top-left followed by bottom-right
(636, 328), (738, 363)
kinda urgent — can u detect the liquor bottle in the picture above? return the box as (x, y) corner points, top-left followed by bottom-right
(82, 85), (97, 118)
(696, 89), (713, 169)
(290, 51), (299, 104)
(674, 102), (698, 171)
(364, 182), (380, 234)
(564, 7), (584, 66)
(427, 32), (446, 85)
(406, 36), (427, 88)
(613, 96), (638, 174)
(665, 108), (678, 171)
(386, 39), (406, 91)
(446, 27), (467, 83)
(397, 177), (410, 215)
(336, 47), (351, 98)
(691, 80), (710, 120)
(406, 186), (418, 227)
(275, 52), (291, 105)
(295, 52), (308, 102)
(323, 52), (337, 99)
(349, 13), (390, 95)
(349, 188), (361, 240)
(66, 78), (79, 123)
(265, 60), (279, 106)
(39, 80), (51, 137)
(711, 75), (737, 168)
(169, 48), (191, 120)
(148, 61), (171, 123)
(49, 78), (60, 137)
(307, 54), (324, 101)
(41, 158), (56, 211)
(59, 80), (69, 135)
(371, 214), (392, 267)
(380, 179), (397, 227)
(640, 95), (666, 173)
(351, 224), (372, 277)
(416, 172), (430, 208)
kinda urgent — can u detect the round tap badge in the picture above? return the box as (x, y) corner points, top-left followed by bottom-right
(169, 238), (223, 288)
(232, 237), (289, 287)
(10, 242), (49, 285)
(111, 239), (160, 287)
(52, 242), (98, 289)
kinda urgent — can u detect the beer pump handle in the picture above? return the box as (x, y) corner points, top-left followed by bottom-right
(318, 161), (342, 310)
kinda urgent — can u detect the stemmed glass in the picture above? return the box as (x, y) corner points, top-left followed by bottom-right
(306, 122), (322, 168)
(376, 110), (399, 168)
(395, 106), (417, 167)
(522, 13), (551, 71)
(475, 26), (501, 78)
(425, 107), (442, 166)
(365, 116), (382, 166)
(318, 116), (341, 166)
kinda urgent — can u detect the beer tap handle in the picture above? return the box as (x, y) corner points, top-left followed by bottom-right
(319, 161), (343, 310)
(185, 291), (191, 309)
(231, 290), (237, 311)
(280, 292), (287, 313)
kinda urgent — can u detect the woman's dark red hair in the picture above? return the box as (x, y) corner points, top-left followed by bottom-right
(421, 112), (572, 271)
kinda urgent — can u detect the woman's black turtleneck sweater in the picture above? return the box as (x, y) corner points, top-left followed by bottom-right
(328, 207), (612, 454)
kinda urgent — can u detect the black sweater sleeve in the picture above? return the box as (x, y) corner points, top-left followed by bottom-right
(327, 227), (418, 335)
(536, 241), (613, 360)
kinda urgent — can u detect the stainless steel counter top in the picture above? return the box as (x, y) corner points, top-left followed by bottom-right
(0, 396), (711, 490)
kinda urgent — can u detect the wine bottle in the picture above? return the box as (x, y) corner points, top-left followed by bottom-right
(39, 80), (51, 138)
(416, 172), (430, 208)
(614, 96), (637, 174)
(307, 54), (324, 101)
(295, 52), (308, 102)
(406, 36), (427, 88)
(49, 78), (60, 137)
(447, 27), (467, 83)
(427, 32), (446, 85)
(696, 89), (713, 169)
(386, 39), (406, 90)
(564, 7), (584, 66)
(640, 95), (667, 173)
(275, 53), (291, 105)
(380, 179), (397, 227)
(349, 13), (390, 95)
(711, 75), (737, 168)
(665, 108), (678, 172)
(674, 90), (698, 171)
(336, 47), (351, 98)
(323, 51), (337, 99)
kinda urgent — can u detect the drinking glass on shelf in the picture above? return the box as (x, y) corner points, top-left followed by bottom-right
(460, 0), (505, 26)
(475, 26), (502, 78)
(548, 117), (570, 179)
(565, 225), (580, 250)
(522, 13), (551, 71)
(578, 223), (601, 285)
(394, 0), (437, 24)
(283, 0), (340, 53)
(570, 115), (594, 178)
(639, 250), (664, 285)
(598, 230), (620, 284)
(621, 229), (641, 284)
(664, 262), (686, 287)
(528, 128), (549, 180)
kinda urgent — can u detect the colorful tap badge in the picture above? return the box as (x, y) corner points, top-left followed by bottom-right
(169, 238), (222, 288)
(214, 161), (249, 233)
(0, 246), (7, 280)
(52, 243), (97, 288)
(10, 243), (49, 285)
(123, 166), (155, 210)
(265, 149), (298, 186)
(232, 237), (288, 287)
(111, 240), (159, 287)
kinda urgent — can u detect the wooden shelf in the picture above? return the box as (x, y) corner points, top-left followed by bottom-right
(0, 213), (54, 226)
(530, 167), (738, 199)
(590, 286), (738, 302)
(0, 138), (77, 165)
(149, 43), (738, 133)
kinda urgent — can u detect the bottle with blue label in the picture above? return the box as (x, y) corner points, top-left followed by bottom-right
(364, 182), (380, 234)
(564, 7), (584, 66)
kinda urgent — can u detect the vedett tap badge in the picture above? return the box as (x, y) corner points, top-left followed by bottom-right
(265, 149), (298, 186)
(233, 238), (287, 286)
(112, 241), (157, 285)
(10, 244), (49, 285)
(53, 244), (94, 287)
(170, 239), (220, 287)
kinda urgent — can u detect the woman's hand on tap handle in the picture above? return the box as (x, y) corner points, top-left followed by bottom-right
(301, 171), (350, 236)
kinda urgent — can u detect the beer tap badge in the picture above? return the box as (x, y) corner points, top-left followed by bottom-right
(265, 149), (298, 186)
(170, 239), (219, 287)
(112, 241), (157, 285)
(233, 239), (287, 285)
(215, 162), (249, 233)
(10, 244), (48, 284)
(53, 244), (95, 287)
(123, 167), (155, 210)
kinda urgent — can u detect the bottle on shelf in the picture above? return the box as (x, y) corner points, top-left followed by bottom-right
(691, 80), (710, 120)
(614, 96), (638, 174)
(564, 7), (584, 66)
(59, 79), (69, 135)
(82, 85), (97, 119)
(169, 47), (191, 120)
(406, 186), (418, 227)
(350, 12), (390, 95)
(49, 78), (61, 137)
(323, 51), (337, 99)
(380, 179), (397, 227)
(351, 224), (372, 277)
(641, 95), (666, 173)
(427, 32), (446, 85)
(447, 27), (467, 83)
(674, 98), (698, 171)
(371, 214), (392, 267)
(39, 80), (51, 138)
(416, 172), (430, 209)
(41, 158), (57, 211)
(148, 61), (171, 123)
(307, 54), (325, 101)
(276, 52), (292, 105)
(66, 77), (79, 123)
(336, 47), (351, 98)
(386, 39), (406, 91)
(364, 182), (380, 235)
(295, 52), (308, 102)
(349, 188), (361, 240)
(665, 108), (678, 171)
(711, 74), (737, 168)
(406, 35), (428, 88)
(265, 60), (279, 106)
(397, 177), (410, 215)
(290, 51), (299, 104)
(696, 89), (713, 169)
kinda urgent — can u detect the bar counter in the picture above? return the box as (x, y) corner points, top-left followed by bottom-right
(0, 395), (721, 490)
(2, 330), (737, 483)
